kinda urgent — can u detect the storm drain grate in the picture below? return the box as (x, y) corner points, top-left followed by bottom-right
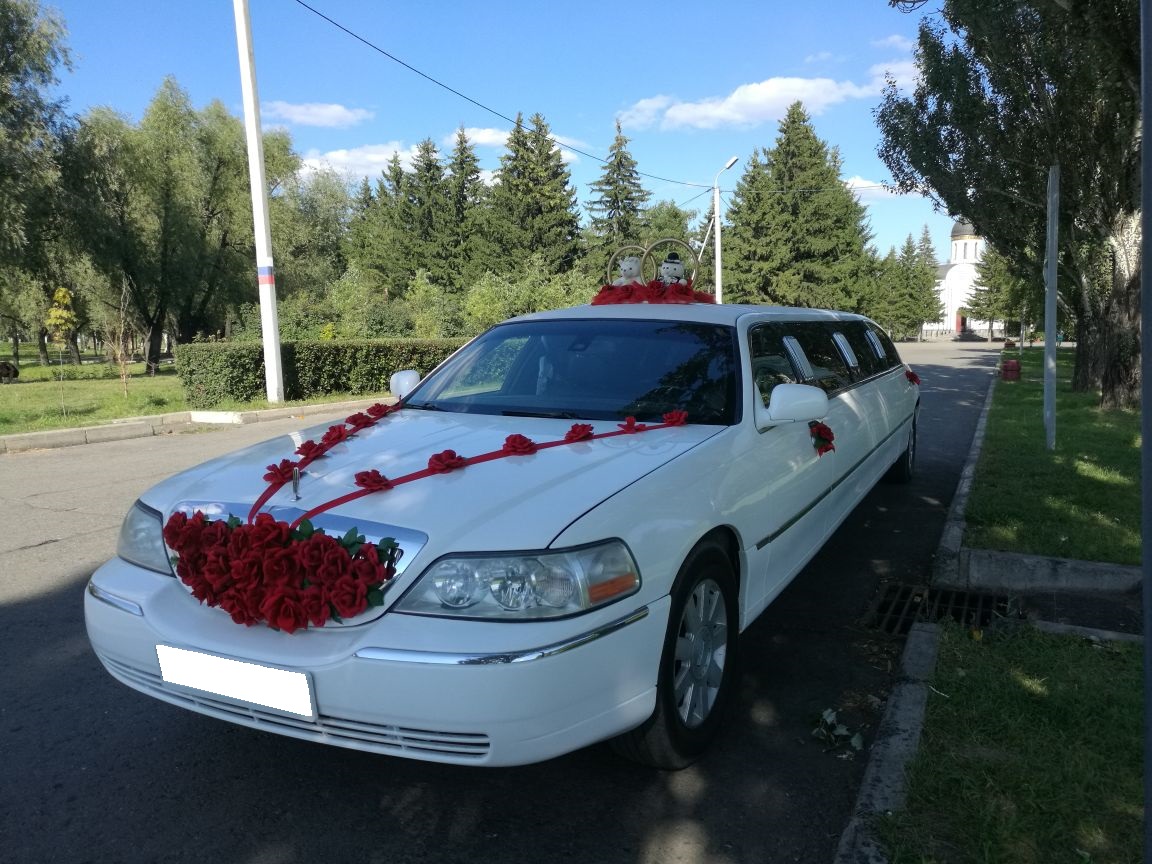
(864, 582), (1019, 636)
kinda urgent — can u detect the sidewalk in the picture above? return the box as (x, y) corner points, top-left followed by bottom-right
(0, 397), (389, 455)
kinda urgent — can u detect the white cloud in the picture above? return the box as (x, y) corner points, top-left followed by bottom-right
(870, 59), (919, 92)
(460, 126), (510, 148)
(440, 125), (581, 164)
(804, 51), (835, 64)
(844, 175), (897, 202)
(616, 95), (675, 130)
(263, 101), (374, 128)
(300, 142), (417, 180)
(872, 34), (914, 53)
(641, 77), (876, 131)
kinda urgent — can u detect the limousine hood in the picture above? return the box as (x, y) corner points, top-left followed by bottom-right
(143, 410), (722, 555)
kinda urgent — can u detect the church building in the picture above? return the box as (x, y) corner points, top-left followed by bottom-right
(924, 220), (997, 336)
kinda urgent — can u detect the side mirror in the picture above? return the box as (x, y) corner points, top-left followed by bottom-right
(754, 382), (828, 430)
(389, 369), (422, 400)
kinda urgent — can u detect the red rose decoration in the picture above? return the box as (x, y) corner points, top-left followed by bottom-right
(321, 424), (351, 447)
(662, 410), (688, 426)
(260, 590), (308, 634)
(354, 469), (393, 491)
(367, 402), (398, 419)
(565, 423), (595, 442)
(329, 574), (368, 620)
(262, 459), (297, 485)
(249, 512), (291, 548)
(905, 368), (921, 386)
(502, 434), (538, 455)
(299, 585), (330, 628)
(345, 412), (375, 431)
(618, 416), (647, 433)
(295, 439), (326, 461)
(427, 449), (468, 473)
(809, 421), (836, 456)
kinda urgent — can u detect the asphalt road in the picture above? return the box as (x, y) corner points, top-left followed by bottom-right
(0, 338), (999, 864)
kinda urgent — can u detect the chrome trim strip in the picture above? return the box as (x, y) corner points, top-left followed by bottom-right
(755, 410), (915, 550)
(355, 606), (650, 666)
(87, 581), (144, 617)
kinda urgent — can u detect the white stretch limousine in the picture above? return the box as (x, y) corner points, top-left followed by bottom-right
(86, 295), (919, 769)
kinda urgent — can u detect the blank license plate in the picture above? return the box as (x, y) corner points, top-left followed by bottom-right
(156, 645), (315, 719)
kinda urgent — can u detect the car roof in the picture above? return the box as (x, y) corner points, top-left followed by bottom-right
(510, 302), (871, 327)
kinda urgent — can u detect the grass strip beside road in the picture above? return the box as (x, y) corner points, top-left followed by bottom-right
(0, 359), (387, 435)
(963, 346), (1141, 566)
(879, 623), (1141, 864)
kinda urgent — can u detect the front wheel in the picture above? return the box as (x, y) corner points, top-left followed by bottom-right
(611, 541), (739, 769)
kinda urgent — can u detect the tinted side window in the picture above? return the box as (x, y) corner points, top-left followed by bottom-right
(867, 323), (902, 371)
(749, 323), (798, 403)
(839, 323), (882, 378)
(786, 322), (852, 394)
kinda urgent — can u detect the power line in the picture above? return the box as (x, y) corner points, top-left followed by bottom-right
(289, 0), (710, 189)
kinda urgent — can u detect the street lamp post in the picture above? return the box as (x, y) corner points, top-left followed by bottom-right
(713, 156), (739, 304)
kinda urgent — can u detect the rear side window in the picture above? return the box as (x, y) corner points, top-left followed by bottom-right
(838, 323), (883, 378)
(867, 323), (902, 372)
(784, 322), (852, 394)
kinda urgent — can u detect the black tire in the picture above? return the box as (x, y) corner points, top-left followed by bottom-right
(884, 413), (917, 483)
(611, 540), (739, 769)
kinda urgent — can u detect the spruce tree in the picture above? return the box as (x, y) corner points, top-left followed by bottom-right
(586, 120), (650, 277)
(725, 102), (872, 310)
(445, 126), (490, 292)
(489, 112), (582, 275)
(407, 137), (451, 289)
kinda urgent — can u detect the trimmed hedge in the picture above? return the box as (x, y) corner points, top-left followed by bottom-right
(175, 338), (468, 408)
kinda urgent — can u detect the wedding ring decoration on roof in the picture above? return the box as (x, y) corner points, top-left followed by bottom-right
(594, 238), (714, 305)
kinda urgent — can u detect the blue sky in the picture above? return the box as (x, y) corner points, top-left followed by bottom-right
(47, 0), (957, 262)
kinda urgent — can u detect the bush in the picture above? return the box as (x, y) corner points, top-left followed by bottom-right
(176, 338), (468, 408)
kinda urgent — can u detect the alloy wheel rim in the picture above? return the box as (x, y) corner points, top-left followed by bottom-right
(672, 577), (728, 728)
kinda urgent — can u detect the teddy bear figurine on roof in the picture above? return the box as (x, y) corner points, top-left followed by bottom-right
(657, 252), (689, 286)
(611, 255), (644, 286)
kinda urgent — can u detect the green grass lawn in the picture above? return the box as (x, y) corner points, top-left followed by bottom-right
(880, 623), (1141, 864)
(0, 356), (387, 435)
(880, 345), (1144, 863)
(963, 347), (1141, 566)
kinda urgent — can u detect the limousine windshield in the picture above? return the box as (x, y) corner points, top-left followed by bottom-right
(405, 319), (739, 424)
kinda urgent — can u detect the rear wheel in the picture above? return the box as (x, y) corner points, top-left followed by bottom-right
(885, 413), (917, 483)
(611, 540), (739, 769)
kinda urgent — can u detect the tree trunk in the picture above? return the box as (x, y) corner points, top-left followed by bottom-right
(37, 327), (49, 365)
(1098, 221), (1141, 408)
(9, 325), (18, 365)
(67, 333), (82, 365)
(145, 317), (165, 375)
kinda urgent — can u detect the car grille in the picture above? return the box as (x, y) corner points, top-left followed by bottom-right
(100, 655), (490, 760)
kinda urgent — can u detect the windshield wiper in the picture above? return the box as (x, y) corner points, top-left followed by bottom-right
(502, 409), (579, 419)
(403, 401), (442, 411)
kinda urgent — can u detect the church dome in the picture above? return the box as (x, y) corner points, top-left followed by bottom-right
(951, 219), (977, 239)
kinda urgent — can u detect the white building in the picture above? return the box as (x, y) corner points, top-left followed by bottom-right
(925, 220), (997, 336)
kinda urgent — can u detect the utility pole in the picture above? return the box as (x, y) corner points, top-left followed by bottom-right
(712, 156), (738, 303)
(233, 0), (284, 403)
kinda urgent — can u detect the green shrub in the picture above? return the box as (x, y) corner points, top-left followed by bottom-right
(175, 338), (468, 408)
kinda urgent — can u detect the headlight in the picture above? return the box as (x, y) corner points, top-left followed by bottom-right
(396, 540), (641, 620)
(117, 501), (173, 575)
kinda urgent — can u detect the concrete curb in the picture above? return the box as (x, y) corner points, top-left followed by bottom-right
(931, 372), (997, 586)
(0, 397), (390, 454)
(946, 547), (1142, 594)
(833, 623), (940, 864)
